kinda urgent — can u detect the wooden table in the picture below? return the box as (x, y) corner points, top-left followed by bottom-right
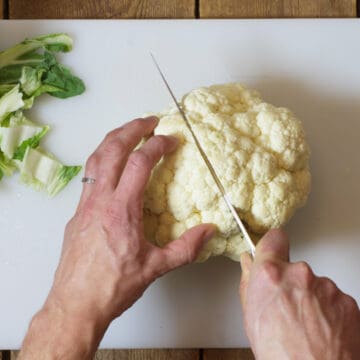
(0, 0), (357, 359)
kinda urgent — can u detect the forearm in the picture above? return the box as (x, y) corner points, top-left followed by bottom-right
(19, 302), (108, 360)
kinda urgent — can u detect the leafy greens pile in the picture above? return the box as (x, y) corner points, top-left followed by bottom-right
(0, 33), (85, 196)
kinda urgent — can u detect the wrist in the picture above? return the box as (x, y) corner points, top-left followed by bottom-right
(20, 298), (109, 360)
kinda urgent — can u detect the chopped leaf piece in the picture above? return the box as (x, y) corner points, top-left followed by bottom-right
(18, 52), (85, 99)
(13, 126), (49, 160)
(47, 164), (82, 196)
(0, 33), (85, 195)
(0, 151), (15, 180)
(0, 33), (73, 70)
(0, 114), (49, 159)
(0, 85), (24, 123)
(0, 84), (15, 97)
(18, 147), (81, 196)
(0, 34), (84, 100)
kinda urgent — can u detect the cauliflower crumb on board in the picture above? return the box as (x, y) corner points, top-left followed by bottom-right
(143, 83), (311, 262)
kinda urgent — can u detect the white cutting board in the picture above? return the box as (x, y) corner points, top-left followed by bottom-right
(0, 19), (359, 349)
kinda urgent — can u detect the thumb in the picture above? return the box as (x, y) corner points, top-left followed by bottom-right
(160, 223), (217, 272)
(239, 252), (253, 309)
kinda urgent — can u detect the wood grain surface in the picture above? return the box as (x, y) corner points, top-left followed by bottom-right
(200, 0), (357, 18)
(8, 348), (255, 359)
(9, 350), (199, 359)
(0, 0), (3, 19)
(203, 349), (255, 360)
(94, 349), (199, 360)
(8, 0), (195, 19)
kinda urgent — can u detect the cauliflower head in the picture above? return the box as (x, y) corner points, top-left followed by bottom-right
(143, 83), (310, 261)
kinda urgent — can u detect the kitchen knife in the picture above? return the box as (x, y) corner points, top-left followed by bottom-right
(151, 53), (256, 257)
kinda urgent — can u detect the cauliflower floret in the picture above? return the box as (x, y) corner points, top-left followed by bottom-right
(144, 83), (311, 261)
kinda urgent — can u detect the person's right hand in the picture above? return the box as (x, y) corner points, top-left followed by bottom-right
(240, 229), (360, 360)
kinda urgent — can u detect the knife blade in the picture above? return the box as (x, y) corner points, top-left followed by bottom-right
(151, 53), (256, 257)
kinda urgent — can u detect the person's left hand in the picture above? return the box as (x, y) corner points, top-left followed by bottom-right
(51, 115), (216, 322)
(19, 116), (215, 360)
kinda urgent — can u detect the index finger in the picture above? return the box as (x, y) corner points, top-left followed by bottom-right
(254, 228), (290, 264)
(95, 116), (159, 189)
(78, 116), (159, 209)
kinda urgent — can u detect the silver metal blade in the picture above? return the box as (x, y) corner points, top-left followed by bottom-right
(151, 53), (256, 256)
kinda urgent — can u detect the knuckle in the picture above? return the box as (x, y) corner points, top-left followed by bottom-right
(294, 261), (314, 286)
(103, 139), (126, 157)
(342, 294), (359, 311)
(128, 150), (150, 170)
(152, 135), (172, 152)
(178, 233), (198, 264)
(258, 260), (282, 285)
(171, 236), (196, 265)
(104, 129), (118, 141)
(319, 277), (338, 295)
(85, 153), (99, 173)
(183, 242), (197, 263)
